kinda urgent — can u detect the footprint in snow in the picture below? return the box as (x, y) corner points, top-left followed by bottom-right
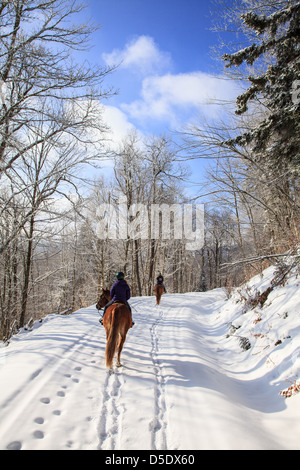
(7, 441), (22, 450)
(40, 397), (50, 404)
(34, 417), (44, 424)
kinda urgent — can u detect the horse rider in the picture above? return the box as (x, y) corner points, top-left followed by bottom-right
(154, 274), (167, 293)
(100, 272), (134, 327)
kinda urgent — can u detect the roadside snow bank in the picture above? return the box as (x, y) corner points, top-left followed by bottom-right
(215, 264), (300, 397)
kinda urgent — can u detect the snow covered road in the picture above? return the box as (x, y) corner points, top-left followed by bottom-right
(0, 288), (299, 450)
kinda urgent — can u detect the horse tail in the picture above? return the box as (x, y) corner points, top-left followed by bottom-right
(106, 307), (119, 368)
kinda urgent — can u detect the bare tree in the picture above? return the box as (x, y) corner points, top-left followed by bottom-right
(0, 0), (113, 175)
(0, 1), (115, 337)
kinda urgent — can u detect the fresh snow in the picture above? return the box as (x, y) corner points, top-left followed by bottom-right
(0, 266), (300, 450)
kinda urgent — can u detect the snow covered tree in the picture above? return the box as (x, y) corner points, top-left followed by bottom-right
(222, 1), (300, 170)
(0, 0), (114, 339)
(0, 0), (113, 175)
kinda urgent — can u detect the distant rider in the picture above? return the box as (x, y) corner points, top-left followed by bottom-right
(154, 274), (166, 293)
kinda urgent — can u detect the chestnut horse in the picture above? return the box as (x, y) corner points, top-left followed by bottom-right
(154, 284), (164, 305)
(96, 289), (132, 368)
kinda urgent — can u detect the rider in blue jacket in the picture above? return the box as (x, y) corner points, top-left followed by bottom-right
(100, 272), (134, 326)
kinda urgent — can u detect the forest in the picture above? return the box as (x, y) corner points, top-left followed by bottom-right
(0, 0), (299, 341)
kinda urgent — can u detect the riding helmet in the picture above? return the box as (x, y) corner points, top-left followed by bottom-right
(116, 272), (125, 280)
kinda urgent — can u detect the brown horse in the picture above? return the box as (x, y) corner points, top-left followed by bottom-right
(96, 288), (132, 368)
(154, 284), (164, 305)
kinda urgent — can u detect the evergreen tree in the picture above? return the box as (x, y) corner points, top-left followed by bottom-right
(223, 1), (300, 170)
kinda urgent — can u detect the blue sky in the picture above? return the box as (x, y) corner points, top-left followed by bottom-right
(79, 0), (241, 144)
(88, 0), (219, 74)
(72, 0), (245, 194)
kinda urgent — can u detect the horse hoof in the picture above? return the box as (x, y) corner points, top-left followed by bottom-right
(116, 363), (122, 368)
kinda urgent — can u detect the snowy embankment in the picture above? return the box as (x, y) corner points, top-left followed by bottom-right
(0, 265), (300, 450)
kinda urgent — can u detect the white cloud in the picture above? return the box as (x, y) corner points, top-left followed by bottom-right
(102, 105), (135, 141)
(122, 72), (241, 126)
(102, 36), (241, 132)
(101, 105), (145, 153)
(102, 35), (172, 75)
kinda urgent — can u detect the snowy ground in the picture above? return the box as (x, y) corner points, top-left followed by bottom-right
(0, 266), (300, 450)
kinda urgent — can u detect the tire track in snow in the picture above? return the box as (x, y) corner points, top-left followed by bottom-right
(149, 305), (168, 450)
(97, 368), (124, 450)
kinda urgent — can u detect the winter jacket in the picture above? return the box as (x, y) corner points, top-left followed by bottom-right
(110, 279), (131, 303)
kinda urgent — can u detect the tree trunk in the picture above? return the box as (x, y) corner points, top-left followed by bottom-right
(19, 215), (35, 327)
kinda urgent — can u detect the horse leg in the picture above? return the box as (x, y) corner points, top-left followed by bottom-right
(116, 333), (127, 367)
(116, 335), (124, 367)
